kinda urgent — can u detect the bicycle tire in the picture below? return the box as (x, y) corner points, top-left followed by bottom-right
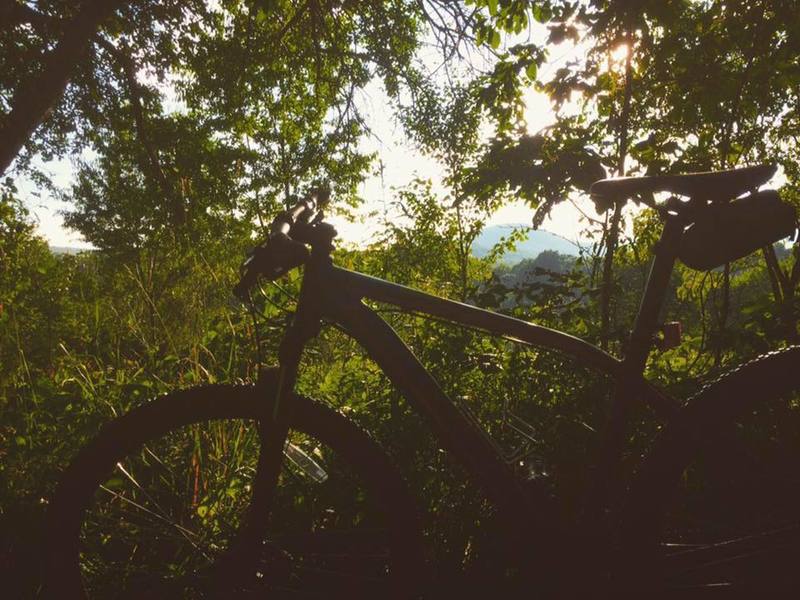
(621, 346), (800, 595)
(43, 381), (424, 598)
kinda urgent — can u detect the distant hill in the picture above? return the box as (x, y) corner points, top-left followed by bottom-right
(50, 246), (92, 255)
(472, 224), (579, 264)
(50, 227), (578, 263)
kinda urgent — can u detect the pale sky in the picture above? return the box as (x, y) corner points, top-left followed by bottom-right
(19, 26), (598, 250)
(326, 78), (591, 247)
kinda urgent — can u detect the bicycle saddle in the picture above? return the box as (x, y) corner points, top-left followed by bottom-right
(590, 164), (776, 211)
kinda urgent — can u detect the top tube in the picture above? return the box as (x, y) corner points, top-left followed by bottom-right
(326, 265), (623, 377)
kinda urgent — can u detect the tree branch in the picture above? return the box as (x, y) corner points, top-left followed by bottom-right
(94, 35), (183, 226)
(0, 0), (128, 175)
(599, 32), (634, 350)
(0, 0), (54, 30)
(8, 3), (183, 225)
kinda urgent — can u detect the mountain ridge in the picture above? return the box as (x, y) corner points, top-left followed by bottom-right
(50, 225), (579, 264)
(472, 224), (579, 264)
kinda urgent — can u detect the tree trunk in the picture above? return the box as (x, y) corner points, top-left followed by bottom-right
(599, 37), (634, 350)
(0, 0), (127, 175)
(599, 202), (622, 350)
(454, 202), (469, 302)
(762, 245), (785, 306)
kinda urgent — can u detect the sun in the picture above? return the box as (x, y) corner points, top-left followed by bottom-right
(611, 42), (630, 62)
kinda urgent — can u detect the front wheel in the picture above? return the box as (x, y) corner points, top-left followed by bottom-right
(622, 346), (800, 595)
(44, 382), (424, 598)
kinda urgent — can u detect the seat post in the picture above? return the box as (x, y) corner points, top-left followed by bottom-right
(625, 214), (684, 372)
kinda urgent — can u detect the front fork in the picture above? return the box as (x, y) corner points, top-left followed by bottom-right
(216, 275), (323, 588)
(252, 319), (316, 516)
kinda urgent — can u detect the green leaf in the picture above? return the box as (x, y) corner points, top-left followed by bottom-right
(490, 29), (501, 49)
(103, 477), (125, 490)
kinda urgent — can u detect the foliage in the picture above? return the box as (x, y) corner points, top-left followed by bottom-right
(3, 0), (800, 594)
(465, 0), (800, 349)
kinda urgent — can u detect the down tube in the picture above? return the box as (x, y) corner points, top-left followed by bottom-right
(331, 299), (537, 509)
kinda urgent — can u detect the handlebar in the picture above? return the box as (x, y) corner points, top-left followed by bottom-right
(233, 189), (330, 300)
(270, 196), (317, 236)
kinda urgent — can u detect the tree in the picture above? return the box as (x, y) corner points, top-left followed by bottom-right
(400, 79), (486, 300)
(463, 0), (800, 353)
(0, 0), (130, 174)
(629, 0), (800, 346)
(2, 1), (485, 255)
(0, 1), (216, 175)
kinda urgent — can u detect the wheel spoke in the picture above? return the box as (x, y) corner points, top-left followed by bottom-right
(45, 385), (414, 597)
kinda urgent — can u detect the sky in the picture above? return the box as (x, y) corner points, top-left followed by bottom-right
(325, 78), (590, 247)
(18, 24), (596, 250)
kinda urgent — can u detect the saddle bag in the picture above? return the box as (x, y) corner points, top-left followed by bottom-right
(679, 190), (797, 271)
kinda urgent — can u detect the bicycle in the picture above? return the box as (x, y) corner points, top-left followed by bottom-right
(43, 164), (800, 597)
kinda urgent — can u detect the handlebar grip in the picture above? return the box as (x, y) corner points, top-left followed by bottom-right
(270, 197), (316, 236)
(233, 232), (310, 300)
(234, 189), (329, 300)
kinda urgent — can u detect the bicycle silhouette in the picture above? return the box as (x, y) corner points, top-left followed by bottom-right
(45, 164), (800, 597)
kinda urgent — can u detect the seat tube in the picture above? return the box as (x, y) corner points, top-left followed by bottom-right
(625, 215), (684, 371)
(609, 216), (684, 435)
(586, 216), (684, 523)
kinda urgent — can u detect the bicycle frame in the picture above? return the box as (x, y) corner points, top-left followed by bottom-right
(244, 213), (687, 560)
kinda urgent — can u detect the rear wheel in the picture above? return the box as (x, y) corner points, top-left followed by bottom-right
(622, 347), (800, 595)
(45, 382), (423, 598)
